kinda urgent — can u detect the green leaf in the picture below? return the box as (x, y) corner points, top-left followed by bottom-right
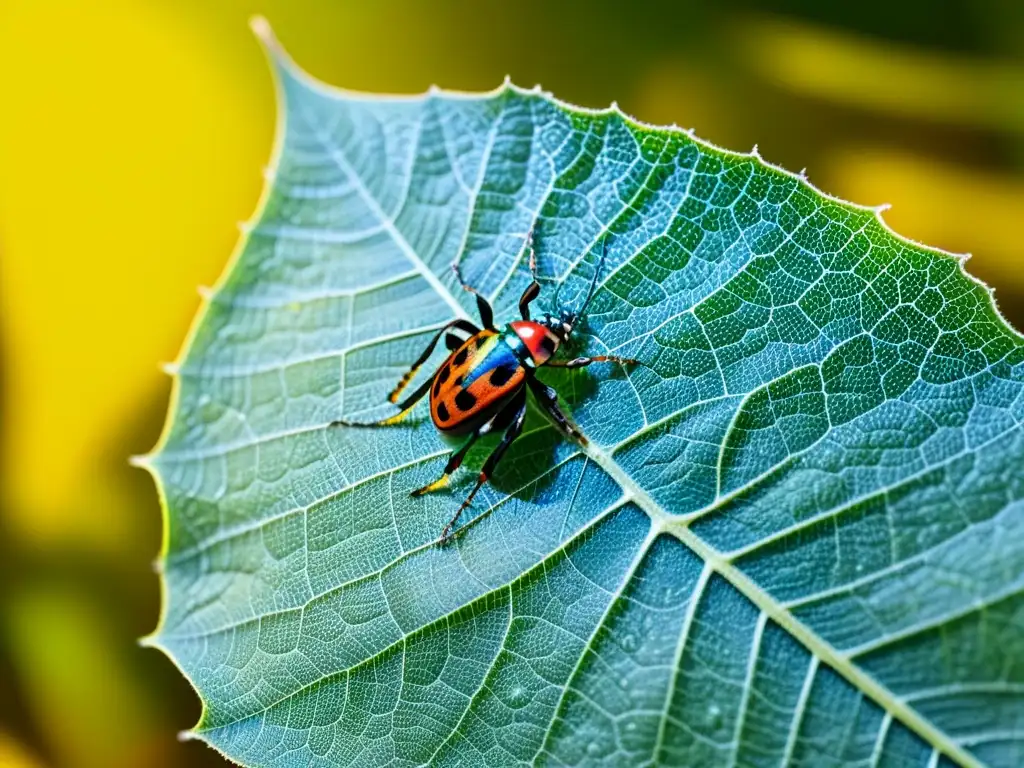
(142, 18), (1024, 768)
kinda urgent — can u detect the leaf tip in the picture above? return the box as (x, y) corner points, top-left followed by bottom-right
(250, 14), (295, 73)
(249, 15), (275, 46)
(177, 730), (199, 743)
(872, 202), (893, 214)
(160, 361), (180, 376)
(238, 220), (255, 234)
(197, 285), (214, 300)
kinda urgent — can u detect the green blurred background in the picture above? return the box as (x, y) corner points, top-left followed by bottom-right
(1, 1), (1021, 765)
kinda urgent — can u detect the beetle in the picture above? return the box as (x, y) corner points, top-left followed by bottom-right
(331, 234), (640, 542)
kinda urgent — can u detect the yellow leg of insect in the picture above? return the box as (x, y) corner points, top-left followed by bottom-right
(411, 431), (481, 498)
(383, 318), (481, 404)
(379, 407), (417, 426)
(388, 365), (421, 403)
(439, 396), (527, 544)
(332, 368), (436, 429)
(411, 473), (450, 497)
(329, 401), (418, 429)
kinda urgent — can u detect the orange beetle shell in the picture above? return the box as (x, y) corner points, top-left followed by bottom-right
(429, 330), (526, 435)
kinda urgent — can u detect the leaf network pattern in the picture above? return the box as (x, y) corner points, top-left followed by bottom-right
(142, 19), (1024, 768)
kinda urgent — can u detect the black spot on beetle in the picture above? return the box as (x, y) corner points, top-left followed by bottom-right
(436, 402), (450, 422)
(488, 364), (516, 387)
(540, 335), (557, 355)
(453, 346), (470, 366)
(433, 365), (450, 396)
(454, 390), (477, 411)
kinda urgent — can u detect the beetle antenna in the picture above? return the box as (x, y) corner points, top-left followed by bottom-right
(552, 260), (565, 314)
(575, 239), (608, 320)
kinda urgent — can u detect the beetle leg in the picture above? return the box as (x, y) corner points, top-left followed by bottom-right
(452, 263), (495, 329)
(518, 281), (541, 321)
(440, 390), (528, 543)
(519, 230), (542, 321)
(386, 318), (479, 404)
(410, 429), (482, 497)
(545, 354), (641, 369)
(330, 373), (433, 428)
(527, 376), (587, 445)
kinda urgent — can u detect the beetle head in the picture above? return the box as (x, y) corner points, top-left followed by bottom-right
(541, 308), (577, 340)
(550, 239), (608, 340)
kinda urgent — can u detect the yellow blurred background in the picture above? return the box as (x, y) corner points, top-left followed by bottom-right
(1, 1), (1021, 765)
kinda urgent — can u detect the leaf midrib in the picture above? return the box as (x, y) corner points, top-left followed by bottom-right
(288, 97), (984, 767)
(579, 422), (980, 767)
